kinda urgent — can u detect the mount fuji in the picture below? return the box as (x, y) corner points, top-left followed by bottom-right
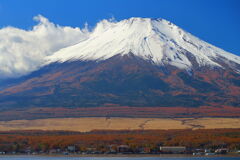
(47, 18), (240, 71)
(0, 17), (240, 119)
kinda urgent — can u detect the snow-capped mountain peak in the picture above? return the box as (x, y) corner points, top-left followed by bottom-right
(46, 17), (240, 72)
(2, 18), (240, 110)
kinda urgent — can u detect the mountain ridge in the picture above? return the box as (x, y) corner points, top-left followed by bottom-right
(0, 54), (240, 108)
(46, 17), (240, 73)
(0, 17), (240, 118)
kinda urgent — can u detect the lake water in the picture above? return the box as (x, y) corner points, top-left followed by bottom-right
(0, 156), (239, 160)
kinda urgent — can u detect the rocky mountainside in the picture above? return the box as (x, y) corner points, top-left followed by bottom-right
(0, 18), (240, 115)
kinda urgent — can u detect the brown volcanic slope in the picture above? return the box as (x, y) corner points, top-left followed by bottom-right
(1, 106), (240, 121)
(0, 54), (240, 119)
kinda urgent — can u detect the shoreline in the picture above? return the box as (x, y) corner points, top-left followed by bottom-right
(1, 154), (240, 158)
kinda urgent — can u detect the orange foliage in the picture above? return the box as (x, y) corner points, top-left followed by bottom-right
(0, 129), (239, 152)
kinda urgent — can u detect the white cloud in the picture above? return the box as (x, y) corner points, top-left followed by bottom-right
(0, 15), (89, 79)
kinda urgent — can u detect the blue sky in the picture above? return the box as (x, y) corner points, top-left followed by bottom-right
(0, 0), (239, 55)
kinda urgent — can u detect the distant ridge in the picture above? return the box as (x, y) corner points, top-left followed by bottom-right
(0, 17), (240, 118)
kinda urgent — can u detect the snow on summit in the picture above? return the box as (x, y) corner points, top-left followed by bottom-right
(47, 17), (240, 72)
(1, 16), (239, 79)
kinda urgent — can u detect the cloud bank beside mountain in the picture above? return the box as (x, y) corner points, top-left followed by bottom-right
(0, 15), (88, 79)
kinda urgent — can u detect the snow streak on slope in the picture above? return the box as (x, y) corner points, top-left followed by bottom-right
(47, 18), (240, 72)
